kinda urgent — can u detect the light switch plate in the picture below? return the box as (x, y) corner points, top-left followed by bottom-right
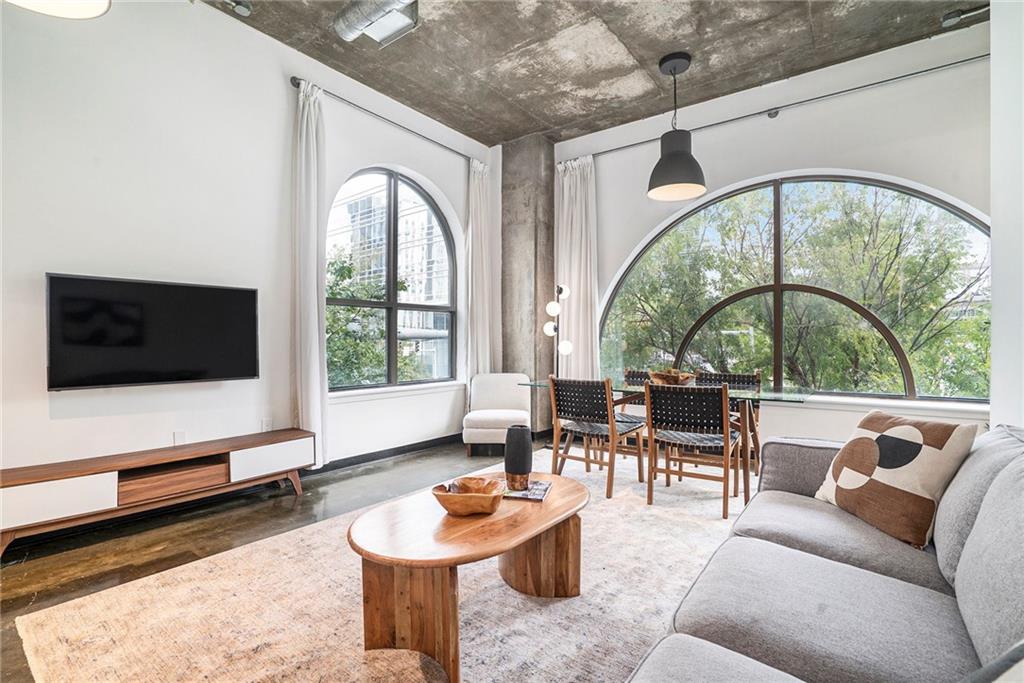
(261, 418), (273, 432)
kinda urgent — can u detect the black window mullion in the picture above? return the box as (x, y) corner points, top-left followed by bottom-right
(386, 171), (399, 385)
(772, 180), (784, 392)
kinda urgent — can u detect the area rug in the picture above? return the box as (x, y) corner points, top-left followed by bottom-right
(16, 450), (743, 682)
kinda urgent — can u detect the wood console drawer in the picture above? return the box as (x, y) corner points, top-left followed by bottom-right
(118, 456), (230, 506)
(1, 473), (118, 530)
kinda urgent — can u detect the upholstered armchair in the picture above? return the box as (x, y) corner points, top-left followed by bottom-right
(462, 373), (531, 455)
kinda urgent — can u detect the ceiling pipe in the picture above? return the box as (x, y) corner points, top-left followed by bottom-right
(333, 0), (415, 42)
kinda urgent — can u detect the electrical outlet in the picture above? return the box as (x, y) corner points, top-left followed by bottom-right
(261, 418), (273, 432)
(173, 430), (186, 445)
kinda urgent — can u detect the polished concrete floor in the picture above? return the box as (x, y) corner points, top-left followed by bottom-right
(0, 443), (504, 682)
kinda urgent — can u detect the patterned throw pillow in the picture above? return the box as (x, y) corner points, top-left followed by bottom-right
(815, 411), (977, 547)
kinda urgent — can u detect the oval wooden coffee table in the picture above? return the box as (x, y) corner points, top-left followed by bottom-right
(348, 472), (589, 683)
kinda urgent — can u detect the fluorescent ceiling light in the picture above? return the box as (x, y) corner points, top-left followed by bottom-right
(363, 6), (416, 45)
(5, 0), (110, 19)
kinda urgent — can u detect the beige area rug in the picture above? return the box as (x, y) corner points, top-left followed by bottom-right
(17, 450), (743, 682)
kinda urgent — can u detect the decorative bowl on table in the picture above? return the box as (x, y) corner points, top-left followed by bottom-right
(649, 369), (695, 385)
(432, 477), (506, 516)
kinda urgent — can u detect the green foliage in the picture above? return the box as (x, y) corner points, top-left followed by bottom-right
(601, 182), (990, 398)
(325, 246), (426, 388)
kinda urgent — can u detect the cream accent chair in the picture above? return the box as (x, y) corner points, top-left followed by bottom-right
(462, 373), (531, 455)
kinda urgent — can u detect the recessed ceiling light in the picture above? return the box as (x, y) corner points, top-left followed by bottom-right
(5, 0), (110, 19)
(224, 0), (251, 18)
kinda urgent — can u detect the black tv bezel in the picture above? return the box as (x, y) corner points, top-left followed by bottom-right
(46, 272), (260, 392)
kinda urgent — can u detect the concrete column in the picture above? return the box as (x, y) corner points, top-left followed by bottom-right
(501, 134), (555, 432)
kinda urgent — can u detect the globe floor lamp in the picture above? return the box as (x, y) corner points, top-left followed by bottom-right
(543, 285), (572, 377)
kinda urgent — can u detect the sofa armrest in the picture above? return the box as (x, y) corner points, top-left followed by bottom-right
(758, 437), (843, 497)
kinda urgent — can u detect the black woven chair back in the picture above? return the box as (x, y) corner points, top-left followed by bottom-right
(694, 369), (761, 390)
(647, 384), (727, 434)
(623, 369), (649, 386)
(551, 378), (609, 424)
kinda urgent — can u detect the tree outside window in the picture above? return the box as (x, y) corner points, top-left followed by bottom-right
(600, 177), (990, 400)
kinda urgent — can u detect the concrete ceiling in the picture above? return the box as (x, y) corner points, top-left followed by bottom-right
(206, 1), (986, 146)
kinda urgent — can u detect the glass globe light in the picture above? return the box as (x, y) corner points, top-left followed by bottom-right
(542, 321), (557, 337)
(558, 340), (573, 355)
(545, 301), (561, 316)
(557, 285), (571, 300)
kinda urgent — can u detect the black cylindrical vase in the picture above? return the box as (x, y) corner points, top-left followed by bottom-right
(504, 425), (532, 491)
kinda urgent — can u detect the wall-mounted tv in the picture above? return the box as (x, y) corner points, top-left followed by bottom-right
(47, 274), (259, 391)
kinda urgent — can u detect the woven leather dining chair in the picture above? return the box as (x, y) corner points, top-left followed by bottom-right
(695, 369), (763, 478)
(548, 376), (645, 499)
(644, 382), (746, 518)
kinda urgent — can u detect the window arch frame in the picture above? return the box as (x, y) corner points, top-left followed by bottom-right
(599, 174), (990, 401)
(326, 167), (457, 391)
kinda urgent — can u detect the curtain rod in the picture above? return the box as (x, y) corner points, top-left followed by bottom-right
(591, 53), (990, 160)
(290, 76), (476, 164)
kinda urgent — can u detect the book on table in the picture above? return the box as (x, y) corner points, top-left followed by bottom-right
(503, 479), (551, 502)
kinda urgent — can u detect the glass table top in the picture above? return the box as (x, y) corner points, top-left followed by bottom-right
(519, 380), (811, 403)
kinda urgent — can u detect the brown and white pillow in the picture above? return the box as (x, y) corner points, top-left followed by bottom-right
(815, 410), (977, 547)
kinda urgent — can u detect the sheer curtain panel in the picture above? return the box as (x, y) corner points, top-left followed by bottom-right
(292, 82), (329, 466)
(555, 155), (600, 379)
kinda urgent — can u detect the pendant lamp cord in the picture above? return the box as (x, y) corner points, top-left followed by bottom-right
(671, 70), (678, 130)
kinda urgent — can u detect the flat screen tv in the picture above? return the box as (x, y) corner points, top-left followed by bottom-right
(47, 274), (259, 391)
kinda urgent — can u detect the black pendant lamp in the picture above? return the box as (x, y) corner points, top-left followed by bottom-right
(647, 52), (707, 202)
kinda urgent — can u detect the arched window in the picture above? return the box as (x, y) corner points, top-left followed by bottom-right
(326, 169), (455, 390)
(601, 176), (990, 400)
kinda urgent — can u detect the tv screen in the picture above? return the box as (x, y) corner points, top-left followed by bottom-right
(47, 274), (259, 391)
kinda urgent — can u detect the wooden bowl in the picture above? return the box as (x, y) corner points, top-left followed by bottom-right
(649, 370), (695, 385)
(432, 477), (506, 516)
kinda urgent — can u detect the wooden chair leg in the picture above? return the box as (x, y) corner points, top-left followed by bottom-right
(551, 426), (561, 474)
(560, 431), (574, 474)
(733, 445), (740, 498)
(635, 435), (645, 483)
(722, 445), (731, 519)
(605, 438), (617, 499)
(647, 439), (656, 505)
(665, 446), (673, 487)
(751, 425), (761, 476)
(582, 435), (591, 473)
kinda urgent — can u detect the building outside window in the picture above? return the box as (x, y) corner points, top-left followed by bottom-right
(325, 169), (455, 390)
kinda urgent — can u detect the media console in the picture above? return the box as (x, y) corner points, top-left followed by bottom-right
(0, 428), (315, 555)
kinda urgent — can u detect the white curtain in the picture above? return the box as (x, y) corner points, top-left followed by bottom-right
(555, 155), (600, 379)
(292, 82), (329, 467)
(466, 159), (502, 392)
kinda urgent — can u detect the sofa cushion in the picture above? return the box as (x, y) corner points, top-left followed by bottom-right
(934, 425), (1024, 585)
(627, 634), (798, 683)
(673, 537), (979, 682)
(462, 409), (530, 430)
(733, 490), (952, 594)
(955, 456), (1024, 665)
(815, 410), (976, 546)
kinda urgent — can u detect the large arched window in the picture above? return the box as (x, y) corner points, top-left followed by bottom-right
(601, 176), (990, 400)
(326, 169), (455, 390)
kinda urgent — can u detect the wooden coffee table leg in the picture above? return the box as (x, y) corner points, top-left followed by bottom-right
(497, 513), (581, 598)
(361, 558), (461, 682)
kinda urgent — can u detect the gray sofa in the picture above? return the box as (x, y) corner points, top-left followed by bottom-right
(628, 425), (1024, 683)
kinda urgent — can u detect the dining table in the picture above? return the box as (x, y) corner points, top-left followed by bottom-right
(519, 379), (813, 502)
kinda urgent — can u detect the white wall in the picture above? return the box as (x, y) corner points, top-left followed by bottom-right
(989, 0), (1024, 427)
(556, 26), (997, 438)
(1, 0), (491, 468)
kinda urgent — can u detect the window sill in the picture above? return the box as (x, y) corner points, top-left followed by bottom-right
(770, 394), (990, 421)
(328, 381), (465, 405)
